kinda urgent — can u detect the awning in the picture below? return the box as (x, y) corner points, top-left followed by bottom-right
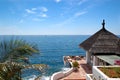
(97, 55), (120, 65)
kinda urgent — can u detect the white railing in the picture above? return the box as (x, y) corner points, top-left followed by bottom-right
(50, 68), (73, 80)
(86, 74), (93, 80)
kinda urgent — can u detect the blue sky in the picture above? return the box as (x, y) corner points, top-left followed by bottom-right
(0, 0), (120, 35)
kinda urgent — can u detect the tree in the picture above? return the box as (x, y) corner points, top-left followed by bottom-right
(0, 39), (46, 80)
(0, 39), (39, 63)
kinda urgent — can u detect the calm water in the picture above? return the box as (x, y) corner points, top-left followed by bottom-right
(0, 35), (89, 80)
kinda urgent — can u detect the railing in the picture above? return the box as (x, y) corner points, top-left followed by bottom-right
(50, 68), (73, 80)
(86, 74), (93, 80)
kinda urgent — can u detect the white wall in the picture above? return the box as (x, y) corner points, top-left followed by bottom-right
(51, 68), (73, 80)
(92, 66), (120, 80)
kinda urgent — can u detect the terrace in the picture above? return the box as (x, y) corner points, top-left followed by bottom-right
(59, 56), (92, 80)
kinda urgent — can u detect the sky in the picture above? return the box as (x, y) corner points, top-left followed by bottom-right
(0, 0), (120, 35)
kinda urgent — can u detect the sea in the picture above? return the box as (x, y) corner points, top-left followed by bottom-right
(0, 35), (89, 80)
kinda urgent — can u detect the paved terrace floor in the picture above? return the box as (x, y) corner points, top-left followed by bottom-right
(60, 57), (92, 80)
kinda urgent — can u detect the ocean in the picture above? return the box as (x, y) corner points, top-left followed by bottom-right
(0, 35), (89, 80)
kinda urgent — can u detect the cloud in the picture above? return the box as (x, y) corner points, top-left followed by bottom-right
(55, 0), (61, 3)
(38, 13), (48, 18)
(54, 11), (87, 27)
(74, 11), (87, 17)
(25, 7), (48, 14)
(25, 9), (36, 14)
(24, 6), (48, 22)
(32, 8), (37, 11)
(40, 7), (48, 12)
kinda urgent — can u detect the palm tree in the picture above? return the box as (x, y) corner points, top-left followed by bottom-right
(0, 39), (39, 62)
(0, 39), (46, 80)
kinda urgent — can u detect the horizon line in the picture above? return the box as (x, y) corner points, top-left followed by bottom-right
(0, 34), (91, 36)
(0, 34), (120, 36)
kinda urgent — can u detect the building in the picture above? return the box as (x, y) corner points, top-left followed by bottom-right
(80, 20), (120, 66)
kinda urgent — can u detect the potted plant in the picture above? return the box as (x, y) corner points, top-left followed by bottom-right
(72, 61), (79, 72)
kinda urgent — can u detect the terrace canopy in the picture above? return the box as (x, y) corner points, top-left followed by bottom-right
(97, 55), (120, 65)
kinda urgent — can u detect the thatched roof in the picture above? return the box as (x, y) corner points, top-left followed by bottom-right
(80, 20), (120, 54)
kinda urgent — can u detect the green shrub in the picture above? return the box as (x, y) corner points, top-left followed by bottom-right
(72, 61), (79, 68)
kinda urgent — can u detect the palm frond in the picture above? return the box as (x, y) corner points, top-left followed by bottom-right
(0, 63), (22, 80)
(0, 62), (47, 80)
(0, 39), (39, 62)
